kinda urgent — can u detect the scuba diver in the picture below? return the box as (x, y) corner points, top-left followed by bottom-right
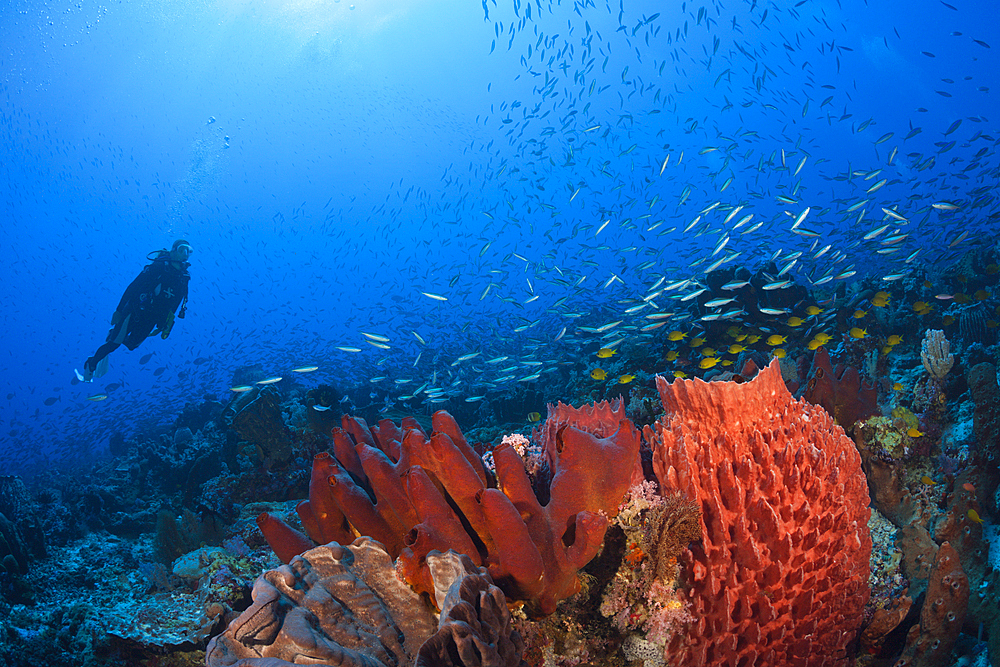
(77, 240), (192, 382)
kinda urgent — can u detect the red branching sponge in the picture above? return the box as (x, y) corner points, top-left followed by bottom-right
(645, 359), (872, 667)
(258, 407), (641, 616)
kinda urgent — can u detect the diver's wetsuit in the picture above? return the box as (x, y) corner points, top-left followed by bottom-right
(85, 251), (189, 373)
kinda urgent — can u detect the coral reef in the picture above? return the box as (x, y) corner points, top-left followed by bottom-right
(0, 476), (47, 560)
(0, 510), (35, 605)
(205, 538), (526, 667)
(646, 359), (872, 666)
(637, 491), (701, 583)
(802, 347), (879, 434)
(0, 476), (45, 605)
(966, 362), (1000, 515)
(222, 386), (293, 465)
(896, 542), (969, 667)
(958, 302), (996, 346)
(921, 330), (955, 382)
(415, 551), (528, 667)
(860, 595), (913, 656)
(259, 406), (641, 616)
(597, 481), (701, 653)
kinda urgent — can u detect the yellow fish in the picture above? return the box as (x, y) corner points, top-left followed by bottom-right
(689, 337), (706, 348)
(912, 301), (931, 312)
(787, 317), (805, 327)
(746, 335), (761, 344)
(887, 335), (903, 345)
(773, 348), (787, 359)
(721, 359), (733, 366)
(667, 331), (687, 341)
(813, 332), (832, 344)
(908, 428), (923, 438)
(849, 328), (867, 339)
(618, 374), (637, 384)
(728, 344), (746, 354)
(967, 509), (984, 525)
(807, 339), (823, 351)
(590, 368), (607, 380)
(701, 347), (717, 357)
(699, 358), (720, 369)
(942, 315), (956, 326)
(527, 412), (542, 422)
(673, 371), (688, 379)
(892, 382), (904, 391)
(920, 475), (936, 486)
(805, 306), (823, 316)
(665, 351), (679, 361)
(852, 310), (867, 319)
(975, 289), (990, 301)
(766, 334), (786, 346)
(596, 348), (617, 358)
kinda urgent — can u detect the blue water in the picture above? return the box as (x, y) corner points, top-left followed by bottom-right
(0, 0), (996, 477)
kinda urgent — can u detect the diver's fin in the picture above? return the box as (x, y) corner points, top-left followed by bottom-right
(93, 357), (110, 380)
(77, 363), (95, 383)
(112, 314), (131, 345)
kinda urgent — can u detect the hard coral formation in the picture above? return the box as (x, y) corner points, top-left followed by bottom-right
(966, 362), (1000, 514)
(646, 359), (872, 667)
(205, 538), (525, 667)
(206, 536), (437, 667)
(223, 385), (293, 465)
(0, 476), (45, 606)
(258, 406), (641, 616)
(416, 551), (528, 667)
